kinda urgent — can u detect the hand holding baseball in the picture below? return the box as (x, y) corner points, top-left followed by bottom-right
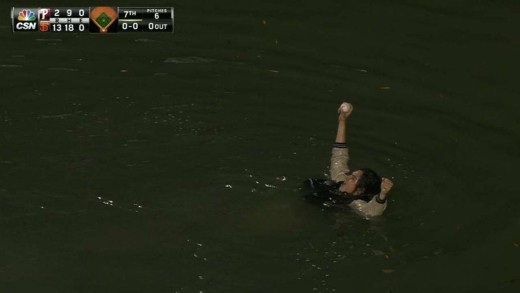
(338, 102), (353, 121)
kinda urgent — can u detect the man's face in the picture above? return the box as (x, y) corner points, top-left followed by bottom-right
(339, 170), (363, 194)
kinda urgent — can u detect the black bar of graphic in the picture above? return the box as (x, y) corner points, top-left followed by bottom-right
(118, 7), (143, 20)
(49, 23), (89, 33)
(118, 20), (143, 32)
(142, 20), (174, 32)
(141, 7), (173, 20)
(49, 7), (90, 18)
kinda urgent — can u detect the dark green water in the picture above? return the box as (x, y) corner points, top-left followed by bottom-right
(1, 0), (519, 292)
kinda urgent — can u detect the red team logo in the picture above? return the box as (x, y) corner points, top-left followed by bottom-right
(39, 21), (49, 32)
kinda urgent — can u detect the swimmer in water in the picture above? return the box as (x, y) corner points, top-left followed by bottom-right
(305, 102), (394, 217)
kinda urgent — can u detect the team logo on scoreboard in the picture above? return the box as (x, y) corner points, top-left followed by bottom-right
(39, 21), (50, 32)
(12, 8), (38, 31)
(38, 8), (51, 21)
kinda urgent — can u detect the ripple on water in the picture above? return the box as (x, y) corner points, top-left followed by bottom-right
(134, 38), (161, 43)
(38, 113), (76, 119)
(163, 57), (215, 64)
(0, 64), (22, 68)
(34, 38), (63, 46)
(47, 67), (79, 71)
(35, 38), (62, 42)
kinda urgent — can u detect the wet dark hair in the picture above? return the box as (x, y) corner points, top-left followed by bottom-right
(356, 168), (382, 197)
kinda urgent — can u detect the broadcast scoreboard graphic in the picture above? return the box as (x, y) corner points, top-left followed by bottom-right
(11, 7), (174, 33)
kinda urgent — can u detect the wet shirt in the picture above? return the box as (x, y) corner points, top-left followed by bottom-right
(316, 143), (387, 217)
(304, 178), (371, 210)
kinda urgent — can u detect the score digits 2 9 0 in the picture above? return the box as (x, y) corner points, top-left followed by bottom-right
(11, 7), (174, 33)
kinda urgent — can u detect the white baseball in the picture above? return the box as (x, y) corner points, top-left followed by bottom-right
(341, 103), (351, 113)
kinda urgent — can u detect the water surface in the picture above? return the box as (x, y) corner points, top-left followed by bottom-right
(1, 0), (519, 292)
